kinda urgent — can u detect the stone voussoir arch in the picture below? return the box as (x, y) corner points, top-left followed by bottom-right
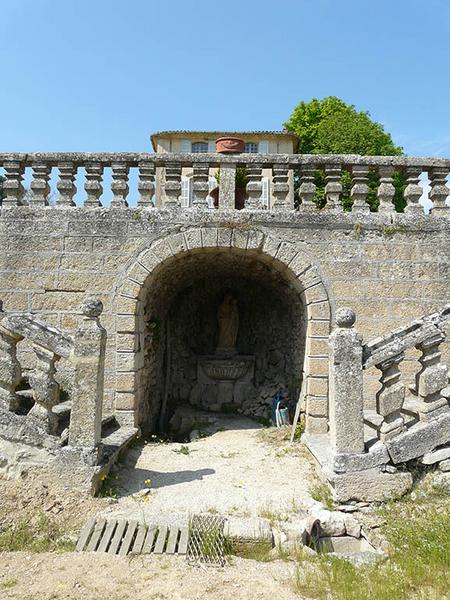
(114, 226), (333, 434)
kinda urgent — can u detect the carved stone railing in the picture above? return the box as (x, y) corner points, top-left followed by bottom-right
(0, 298), (106, 450)
(1, 152), (450, 213)
(327, 305), (450, 473)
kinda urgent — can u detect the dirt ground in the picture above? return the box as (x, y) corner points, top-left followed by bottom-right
(0, 552), (304, 600)
(0, 418), (315, 599)
(110, 413), (317, 520)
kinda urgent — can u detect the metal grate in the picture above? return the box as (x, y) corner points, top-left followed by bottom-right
(186, 514), (226, 567)
(76, 518), (189, 556)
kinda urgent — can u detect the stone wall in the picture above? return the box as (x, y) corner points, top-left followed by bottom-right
(0, 206), (449, 434)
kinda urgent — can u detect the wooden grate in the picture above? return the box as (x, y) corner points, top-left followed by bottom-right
(76, 518), (189, 557)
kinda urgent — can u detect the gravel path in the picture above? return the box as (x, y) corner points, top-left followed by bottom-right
(110, 412), (316, 520)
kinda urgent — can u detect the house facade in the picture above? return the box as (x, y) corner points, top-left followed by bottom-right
(151, 130), (299, 208)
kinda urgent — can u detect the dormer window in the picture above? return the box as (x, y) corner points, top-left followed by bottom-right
(191, 142), (208, 153)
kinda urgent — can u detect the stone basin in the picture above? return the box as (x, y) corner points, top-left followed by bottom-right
(202, 359), (249, 381)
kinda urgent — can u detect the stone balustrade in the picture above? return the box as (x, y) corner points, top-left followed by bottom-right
(0, 298), (106, 450)
(0, 152), (449, 213)
(327, 304), (450, 474)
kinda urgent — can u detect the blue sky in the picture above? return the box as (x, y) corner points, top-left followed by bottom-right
(1, 0), (449, 157)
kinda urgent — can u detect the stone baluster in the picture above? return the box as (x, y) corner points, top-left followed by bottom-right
(0, 302), (22, 411)
(351, 165), (370, 212)
(3, 161), (25, 206)
(272, 164), (290, 210)
(298, 165), (317, 212)
(329, 308), (365, 454)
(404, 167), (424, 214)
(192, 164), (210, 208)
(375, 354), (405, 441)
(162, 162), (182, 208)
(110, 162), (129, 208)
(218, 164), (236, 209)
(30, 162), (51, 206)
(84, 162), (104, 208)
(28, 344), (60, 434)
(69, 298), (106, 450)
(429, 167), (449, 215)
(137, 161), (155, 207)
(56, 162), (77, 207)
(377, 166), (396, 213)
(324, 164), (343, 210)
(415, 330), (449, 421)
(245, 164), (263, 209)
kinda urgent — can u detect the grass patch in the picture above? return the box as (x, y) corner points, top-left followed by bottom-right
(232, 540), (273, 562)
(295, 487), (450, 600)
(309, 481), (334, 510)
(1, 578), (17, 589)
(0, 513), (75, 553)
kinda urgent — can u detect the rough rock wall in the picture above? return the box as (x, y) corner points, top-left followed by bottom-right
(167, 273), (305, 421)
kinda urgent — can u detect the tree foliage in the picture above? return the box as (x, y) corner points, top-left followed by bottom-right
(283, 97), (405, 210)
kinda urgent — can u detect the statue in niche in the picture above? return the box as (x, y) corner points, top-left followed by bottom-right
(216, 292), (239, 355)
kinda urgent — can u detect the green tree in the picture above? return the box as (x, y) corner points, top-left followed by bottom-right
(284, 96), (405, 211)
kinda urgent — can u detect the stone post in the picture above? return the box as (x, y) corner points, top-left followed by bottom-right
(28, 343), (60, 434)
(272, 164), (290, 210)
(415, 331), (449, 421)
(218, 164), (236, 209)
(3, 161), (25, 206)
(429, 167), (450, 215)
(298, 166), (317, 212)
(377, 166), (396, 213)
(30, 162), (51, 206)
(404, 167), (423, 214)
(351, 165), (370, 213)
(0, 301), (22, 411)
(69, 298), (106, 449)
(163, 163), (182, 208)
(245, 164), (263, 209)
(137, 161), (155, 207)
(110, 162), (129, 208)
(375, 354), (405, 440)
(324, 164), (342, 210)
(84, 162), (104, 208)
(192, 164), (210, 208)
(329, 308), (365, 454)
(56, 162), (77, 207)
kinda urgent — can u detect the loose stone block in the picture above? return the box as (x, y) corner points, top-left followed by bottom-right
(385, 413), (450, 464)
(168, 232), (188, 255)
(184, 228), (202, 251)
(201, 227), (218, 248)
(421, 445), (450, 465)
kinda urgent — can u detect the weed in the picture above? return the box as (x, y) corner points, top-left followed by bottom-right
(0, 513), (75, 553)
(309, 481), (334, 510)
(353, 222), (362, 239)
(97, 472), (120, 498)
(293, 420), (305, 441)
(382, 224), (407, 237)
(173, 445), (191, 455)
(1, 578), (17, 589)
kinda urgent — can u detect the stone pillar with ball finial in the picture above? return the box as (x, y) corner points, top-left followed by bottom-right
(328, 307), (365, 455)
(68, 298), (106, 450)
